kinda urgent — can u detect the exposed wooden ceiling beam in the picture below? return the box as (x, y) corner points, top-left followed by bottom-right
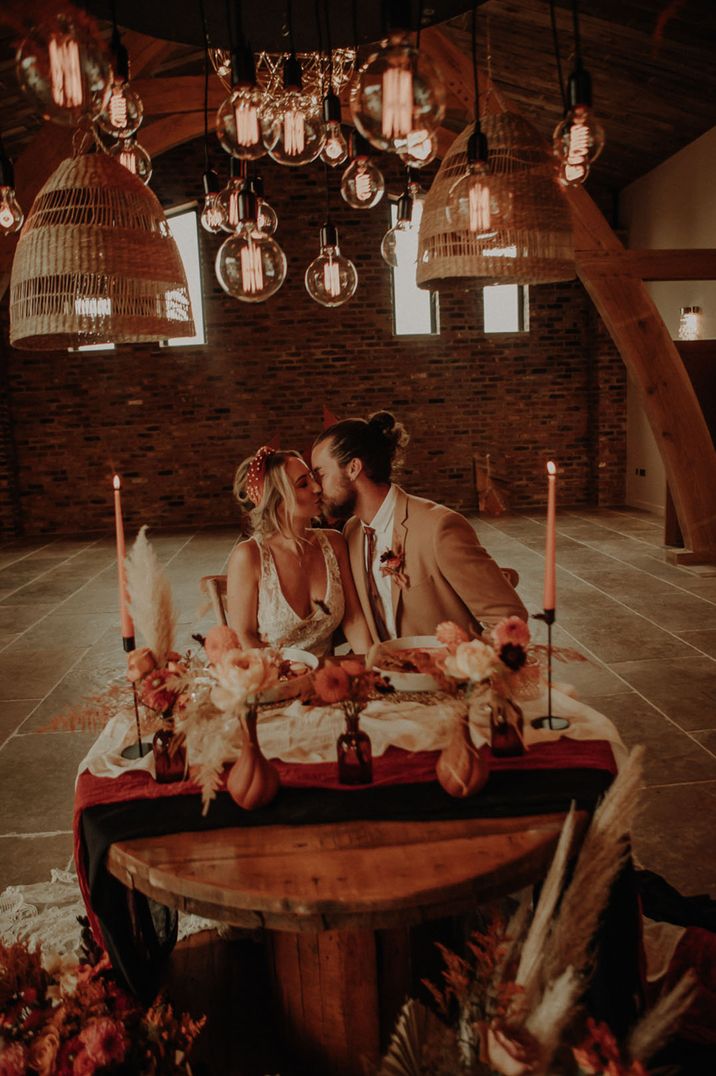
(576, 248), (716, 281)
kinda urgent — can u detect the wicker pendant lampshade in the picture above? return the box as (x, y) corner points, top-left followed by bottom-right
(9, 152), (195, 350)
(416, 112), (575, 290)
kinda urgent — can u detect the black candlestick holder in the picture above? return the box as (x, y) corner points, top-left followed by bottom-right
(119, 637), (150, 759)
(530, 609), (570, 731)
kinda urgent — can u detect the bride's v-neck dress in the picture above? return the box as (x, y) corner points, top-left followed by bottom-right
(253, 530), (344, 656)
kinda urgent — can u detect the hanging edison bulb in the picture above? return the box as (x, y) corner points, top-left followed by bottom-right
(305, 223), (357, 307)
(200, 170), (226, 233)
(447, 129), (509, 239)
(96, 82), (143, 139)
(216, 190), (286, 303)
(340, 132), (385, 209)
(381, 189), (421, 269)
(350, 24), (445, 154)
(0, 144), (23, 236)
(397, 126), (438, 168)
(216, 44), (273, 160)
(248, 176), (278, 235)
(553, 66), (604, 187)
(263, 55), (325, 166)
(16, 11), (111, 126)
(109, 137), (152, 184)
(217, 176), (245, 232)
(320, 91), (348, 167)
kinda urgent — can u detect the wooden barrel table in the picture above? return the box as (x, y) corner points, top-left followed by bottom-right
(107, 810), (586, 1074)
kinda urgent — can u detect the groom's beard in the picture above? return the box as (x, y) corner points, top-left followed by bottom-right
(321, 480), (357, 521)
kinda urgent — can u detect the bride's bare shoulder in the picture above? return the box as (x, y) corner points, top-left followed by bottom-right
(228, 537), (261, 576)
(315, 527), (346, 550)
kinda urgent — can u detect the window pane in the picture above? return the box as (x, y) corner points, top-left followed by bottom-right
(166, 210), (206, 347)
(390, 202), (438, 336)
(483, 284), (528, 334)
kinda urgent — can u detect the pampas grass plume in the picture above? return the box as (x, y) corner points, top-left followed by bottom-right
(125, 526), (176, 665)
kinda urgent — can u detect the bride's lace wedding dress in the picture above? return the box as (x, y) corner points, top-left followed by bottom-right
(254, 529), (344, 656)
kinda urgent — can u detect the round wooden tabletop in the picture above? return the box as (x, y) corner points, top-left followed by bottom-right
(107, 811), (586, 933)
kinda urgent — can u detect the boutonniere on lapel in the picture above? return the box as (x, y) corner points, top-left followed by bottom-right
(379, 544), (410, 589)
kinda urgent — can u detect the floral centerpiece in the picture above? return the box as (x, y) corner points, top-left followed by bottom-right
(311, 660), (393, 784)
(0, 931), (204, 1075)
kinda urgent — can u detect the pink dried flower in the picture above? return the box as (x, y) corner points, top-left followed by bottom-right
(79, 1016), (127, 1066)
(436, 621), (470, 652)
(204, 625), (240, 664)
(493, 617), (531, 651)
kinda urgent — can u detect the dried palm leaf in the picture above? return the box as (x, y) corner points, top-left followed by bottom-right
(541, 747), (644, 988)
(125, 525), (176, 665)
(524, 966), (580, 1064)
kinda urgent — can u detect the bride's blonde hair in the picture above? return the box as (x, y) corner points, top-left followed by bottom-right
(233, 449), (308, 545)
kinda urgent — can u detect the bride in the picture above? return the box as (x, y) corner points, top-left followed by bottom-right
(227, 445), (372, 656)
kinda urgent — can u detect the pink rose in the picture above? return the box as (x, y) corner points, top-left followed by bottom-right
(492, 617), (530, 651)
(79, 1016), (127, 1067)
(205, 625), (240, 665)
(0, 1043), (28, 1076)
(126, 646), (156, 683)
(436, 621), (470, 652)
(211, 649), (278, 710)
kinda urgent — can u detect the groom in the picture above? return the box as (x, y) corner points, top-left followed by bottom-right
(311, 411), (528, 642)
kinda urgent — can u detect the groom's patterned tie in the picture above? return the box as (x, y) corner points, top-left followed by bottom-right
(363, 526), (389, 641)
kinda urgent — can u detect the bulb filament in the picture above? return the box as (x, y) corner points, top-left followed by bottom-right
(567, 120), (590, 168)
(283, 108), (305, 155)
(234, 101), (260, 147)
(468, 180), (491, 235)
(354, 165), (373, 202)
(228, 190), (240, 229)
(109, 86), (128, 129)
(119, 146), (137, 174)
(0, 201), (15, 230)
(240, 238), (264, 294)
(382, 66), (413, 139)
(49, 35), (83, 109)
(323, 258), (341, 298)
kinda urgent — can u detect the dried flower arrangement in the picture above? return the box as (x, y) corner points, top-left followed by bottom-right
(0, 924), (204, 1075)
(376, 748), (696, 1076)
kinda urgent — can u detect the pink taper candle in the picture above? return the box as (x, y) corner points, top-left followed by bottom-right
(113, 475), (135, 647)
(543, 461), (557, 611)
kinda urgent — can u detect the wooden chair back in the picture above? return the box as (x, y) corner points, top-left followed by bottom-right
(200, 575), (229, 626)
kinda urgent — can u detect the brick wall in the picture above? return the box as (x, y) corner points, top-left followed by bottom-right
(0, 136), (626, 536)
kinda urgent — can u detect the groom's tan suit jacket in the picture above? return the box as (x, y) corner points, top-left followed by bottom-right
(345, 486), (528, 643)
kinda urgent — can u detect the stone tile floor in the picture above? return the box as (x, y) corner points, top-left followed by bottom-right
(0, 507), (714, 899)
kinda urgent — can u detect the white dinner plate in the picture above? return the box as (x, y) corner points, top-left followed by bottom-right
(373, 635), (444, 692)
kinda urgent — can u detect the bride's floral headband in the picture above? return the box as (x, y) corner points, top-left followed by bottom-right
(246, 445), (275, 504)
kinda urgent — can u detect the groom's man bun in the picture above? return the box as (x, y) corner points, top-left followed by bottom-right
(317, 411), (409, 483)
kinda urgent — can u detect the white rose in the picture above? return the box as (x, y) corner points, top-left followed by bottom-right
(451, 640), (497, 683)
(211, 649), (276, 710)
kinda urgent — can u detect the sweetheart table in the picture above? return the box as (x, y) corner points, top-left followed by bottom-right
(74, 693), (641, 1075)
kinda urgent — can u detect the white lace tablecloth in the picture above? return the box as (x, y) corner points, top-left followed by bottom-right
(78, 685), (626, 781)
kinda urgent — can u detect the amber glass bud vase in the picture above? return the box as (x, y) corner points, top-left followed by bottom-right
(337, 709), (373, 785)
(490, 696), (526, 758)
(153, 718), (186, 783)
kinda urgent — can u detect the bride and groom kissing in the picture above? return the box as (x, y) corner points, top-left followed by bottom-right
(226, 411), (527, 657)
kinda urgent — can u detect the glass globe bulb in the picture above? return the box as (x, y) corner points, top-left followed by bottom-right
(553, 105), (604, 188)
(381, 219), (419, 269)
(109, 137), (152, 184)
(216, 86), (273, 160)
(96, 81), (143, 138)
(305, 246), (358, 307)
(340, 157), (385, 209)
(0, 186), (24, 235)
(200, 192), (226, 234)
(16, 12), (111, 126)
(216, 224), (287, 303)
(350, 31), (445, 153)
(447, 162), (509, 239)
(320, 121), (349, 167)
(397, 127), (438, 168)
(256, 197), (278, 235)
(263, 91), (325, 166)
(217, 177), (245, 232)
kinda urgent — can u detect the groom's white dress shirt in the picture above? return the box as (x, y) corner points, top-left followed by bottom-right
(364, 483), (398, 639)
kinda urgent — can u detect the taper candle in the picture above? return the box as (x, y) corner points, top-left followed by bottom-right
(113, 475), (135, 651)
(543, 461), (557, 611)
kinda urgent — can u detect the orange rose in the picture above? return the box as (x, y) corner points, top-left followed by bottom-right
(341, 659), (364, 678)
(313, 664), (350, 704)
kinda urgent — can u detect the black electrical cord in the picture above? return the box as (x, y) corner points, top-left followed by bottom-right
(550, 0), (567, 113)
(471, 0), (480, 129)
